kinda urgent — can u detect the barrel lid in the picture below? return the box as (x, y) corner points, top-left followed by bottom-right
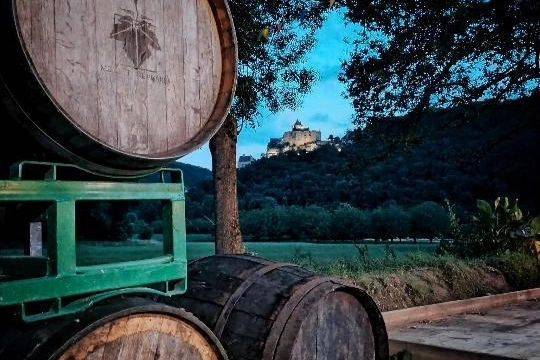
(7, 0), (237, 173)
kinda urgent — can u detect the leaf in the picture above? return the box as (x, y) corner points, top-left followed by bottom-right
(477, 199), (493, 217)
(509, 200), (523, 221)
(511, 208), (523, 222)
(110, 12), (161, 69)
(530, 216), (540, 235)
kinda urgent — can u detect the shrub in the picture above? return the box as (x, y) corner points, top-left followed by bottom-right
(487, 252), (540, 289)
(410, 201), (450, 239)
(330, 205), (371, 240)
(441, 197), (540, 257)
(371, 205), (412, 240)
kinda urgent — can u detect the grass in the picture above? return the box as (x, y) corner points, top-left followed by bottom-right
(3, 235), (537, 311)
(73, 240), (437, 266)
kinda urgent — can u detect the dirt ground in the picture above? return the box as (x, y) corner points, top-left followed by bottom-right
(354, 264), (512, 312)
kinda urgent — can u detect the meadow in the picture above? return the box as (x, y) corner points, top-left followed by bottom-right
(75, 237), (437, 266)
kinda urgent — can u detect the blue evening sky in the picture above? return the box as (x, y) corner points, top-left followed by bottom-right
(182, 10), (360, 170)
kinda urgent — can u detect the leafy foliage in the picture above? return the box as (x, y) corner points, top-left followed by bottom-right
(340, 0), (540, 124)
(239, 202), (449, 241)
(440, 196), (540, 257)
(228, 0), (329, 125)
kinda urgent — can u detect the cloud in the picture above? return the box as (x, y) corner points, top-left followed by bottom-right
(309, 113), (330, 123)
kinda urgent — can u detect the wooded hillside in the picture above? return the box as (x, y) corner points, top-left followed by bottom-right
(235, 94), (539, 214)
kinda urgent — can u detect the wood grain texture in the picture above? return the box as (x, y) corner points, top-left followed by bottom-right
(177, 256), (387, 360)
(290, 292), (375, 360)
(58, 314), (221, 360)
(14, 0), (231, 157)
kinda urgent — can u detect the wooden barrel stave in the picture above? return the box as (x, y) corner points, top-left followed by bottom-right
(177, 255), (389, 360)
(0, 298), (228, 360)
(0, 0), (237, 176)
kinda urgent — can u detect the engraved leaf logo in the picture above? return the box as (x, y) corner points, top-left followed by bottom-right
(110, 8), (161, 69)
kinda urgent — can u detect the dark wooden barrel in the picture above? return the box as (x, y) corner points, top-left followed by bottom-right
(176, 255), (389, 360)
(0, 297), (228, 360)
(0, 0), (237, 176)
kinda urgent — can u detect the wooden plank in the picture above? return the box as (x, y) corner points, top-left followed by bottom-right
(210, 4), (223, 107)
(182, 0), (201, 139)
(383, 287), (540, 330)
(54, 0), (99, 135)
(15, 0), (32, 51)
(28, 1), (56, 93)
(114, 0), (149, 154)
(197, 0), (217, 124)
(388, 300), (540, 360)
(95, 0), (119, 147)
(290, 305), (317, 360)
(145, 0), (168, 154)
(389, 340), (516, 360)
(164, 0), (186, 152)
(133, 316), (162, 360)
(315, 293), (357, 360)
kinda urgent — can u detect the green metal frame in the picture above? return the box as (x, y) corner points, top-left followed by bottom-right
(0, 162), (187, 322)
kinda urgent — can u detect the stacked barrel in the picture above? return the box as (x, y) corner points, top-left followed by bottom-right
(0, 0), (237, 358)
(0, 0), (388, 358)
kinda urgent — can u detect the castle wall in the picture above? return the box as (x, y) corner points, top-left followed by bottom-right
(283, 130), (321, 148)
(266, 123), (323, 157)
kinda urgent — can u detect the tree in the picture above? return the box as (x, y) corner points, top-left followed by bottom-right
(341, 0), (539, 124)
(210, 0), (330, 254)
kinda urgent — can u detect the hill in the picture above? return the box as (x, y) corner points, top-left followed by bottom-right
(236, 94), (540, 214)
(174, 162), (212, 188)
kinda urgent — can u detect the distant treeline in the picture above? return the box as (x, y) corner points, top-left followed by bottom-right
(188, 202), (449, 241)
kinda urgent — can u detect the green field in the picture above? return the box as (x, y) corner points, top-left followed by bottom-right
(75, 239), (437, 266)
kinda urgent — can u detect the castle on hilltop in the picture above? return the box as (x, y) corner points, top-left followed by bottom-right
(266, 120), (327, 157)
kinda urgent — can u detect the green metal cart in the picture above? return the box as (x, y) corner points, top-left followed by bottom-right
(0, 162), (187, 322)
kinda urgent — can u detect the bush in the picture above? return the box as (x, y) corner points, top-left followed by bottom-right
(330, 205), (371, 240)
(487, 252), (540, 289)
(440, 197), (540, 257)
(371, 205), (412, 240)
(410, 201), (450, 239)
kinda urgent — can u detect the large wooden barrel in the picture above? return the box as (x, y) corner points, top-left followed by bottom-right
(0, 0), (237, 176)
(0, 297), (228, 360)
(176, 255), (389, 360)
